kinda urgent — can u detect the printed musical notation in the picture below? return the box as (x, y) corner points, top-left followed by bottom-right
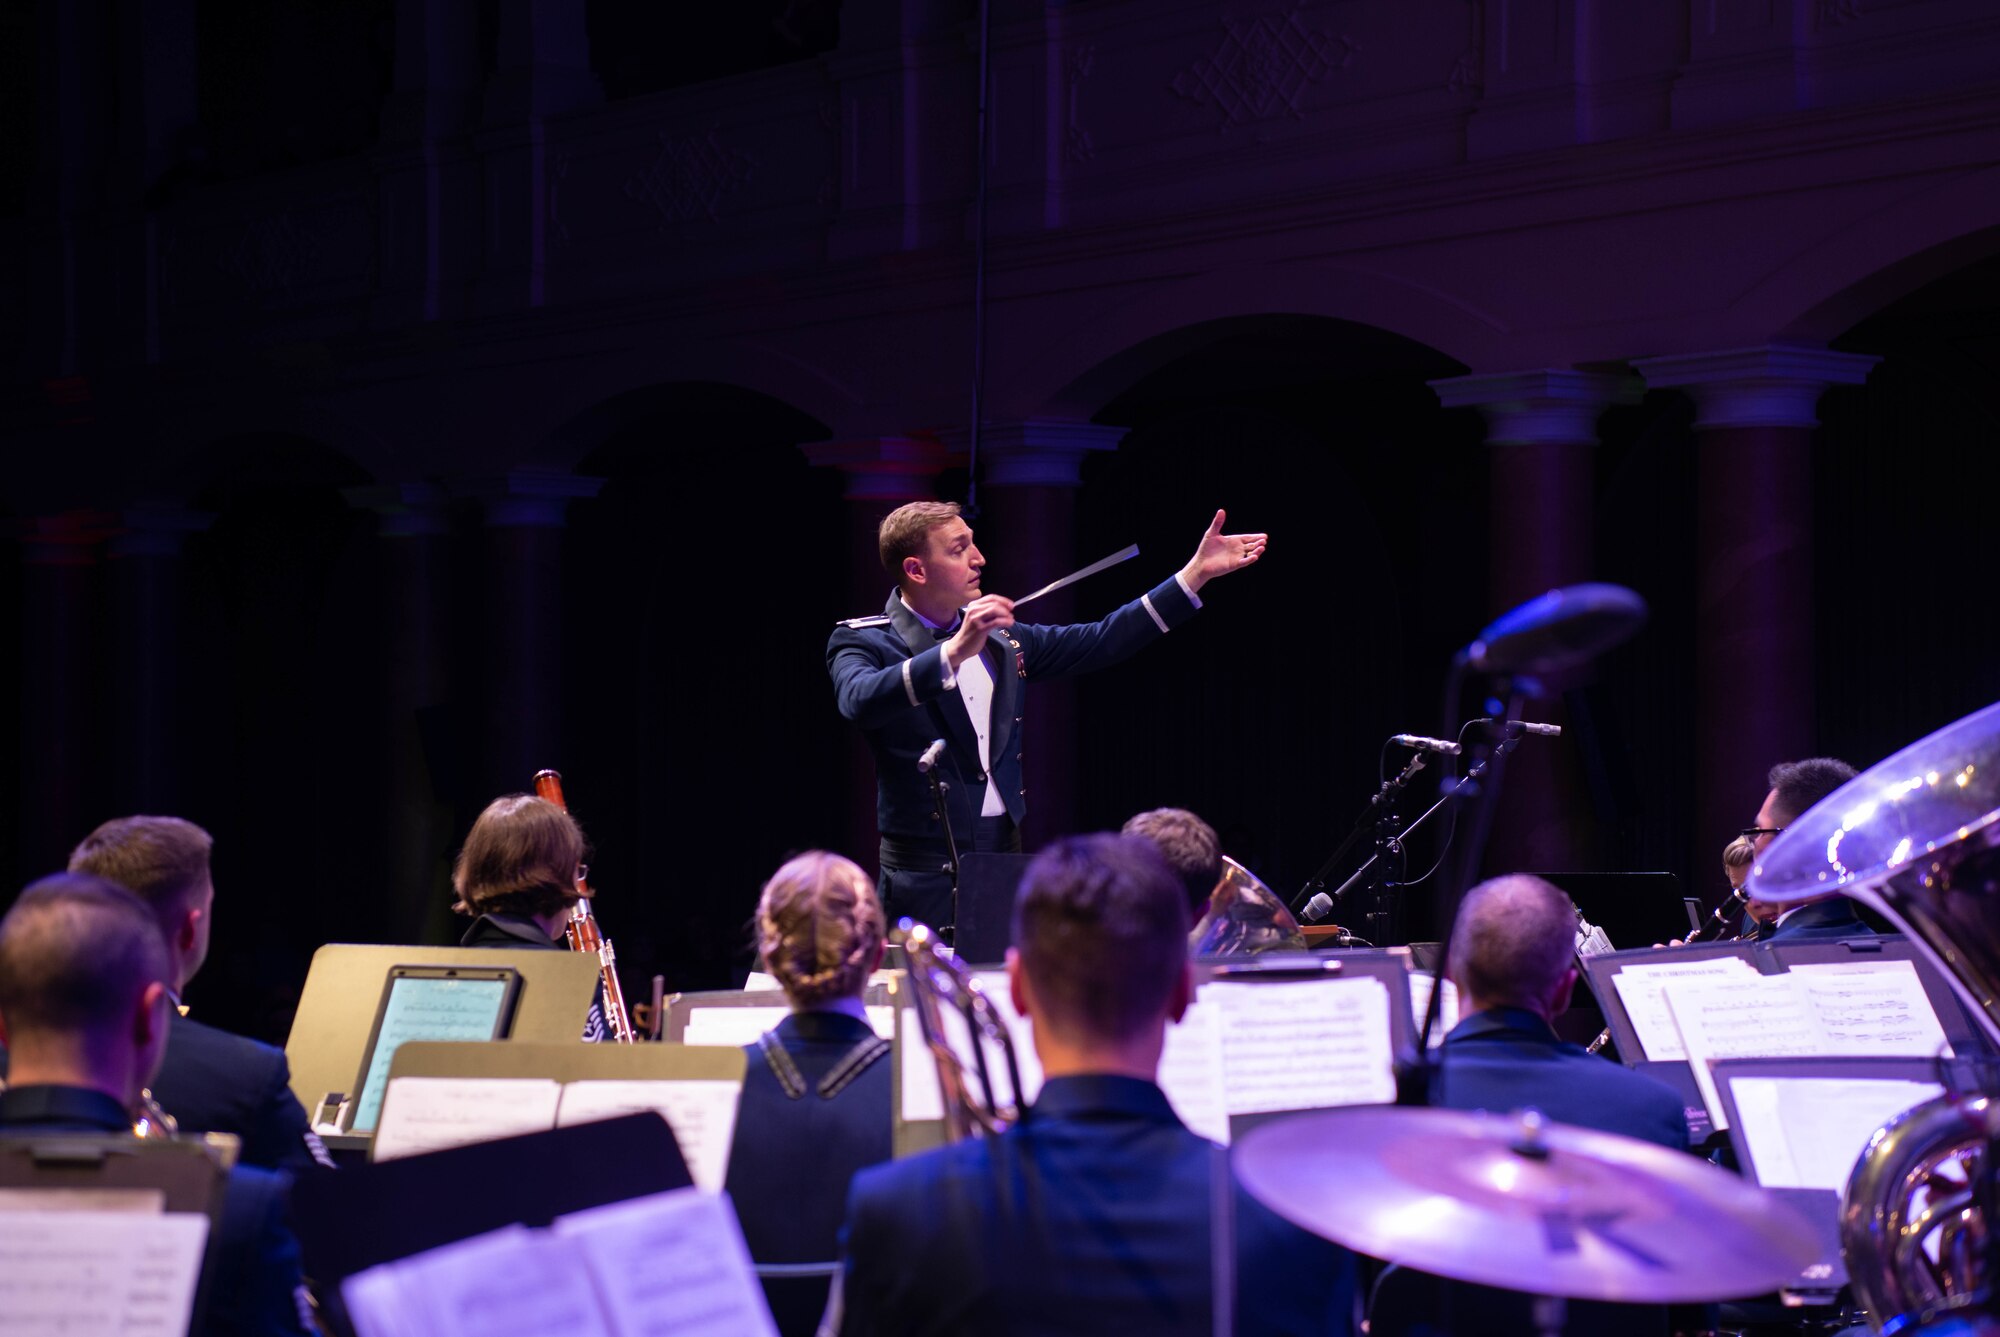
(1730, 1076), (1944, 1191)
(344, 1188), (778, 1337)
(1609, 957), (1760, 1062)
(371, 1077), (565, 1161)
(556, 1081), (741, 1193)
(353, 976), (513, 1132)
(0, 1209), (208, 1336)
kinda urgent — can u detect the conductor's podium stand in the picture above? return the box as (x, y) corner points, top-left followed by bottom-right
(0, 1132), (233, 1336)
(284, 943), (603, 1157)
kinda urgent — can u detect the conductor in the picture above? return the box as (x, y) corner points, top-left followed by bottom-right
(828, 503), (1266, 929)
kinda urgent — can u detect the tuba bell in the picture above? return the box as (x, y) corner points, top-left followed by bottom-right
(1751, 700), (2000, 1332)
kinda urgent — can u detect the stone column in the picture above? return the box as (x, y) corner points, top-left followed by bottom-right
(800, 436), (962, 868)
(453, 471), (604, 800)
(1429, 370), (1642, 874)
(1631, 345), (1878, 879)
(344, 483), (456, 942)
(15, 513), (118, 881)
(972, 420), (1124, 847)
(103, 504), (214, 816)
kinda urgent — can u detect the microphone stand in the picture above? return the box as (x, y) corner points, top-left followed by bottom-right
(1291, 752), (1430, 920)
(922, 763), (963, 943)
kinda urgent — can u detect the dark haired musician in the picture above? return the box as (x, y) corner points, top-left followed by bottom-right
(0, 874), (311, 1337)
(831, 833), (1356, 1336)
(64, 814), (328, 1173)
(1746, 757), (1868, 940)
(828, 503), (1266, 931)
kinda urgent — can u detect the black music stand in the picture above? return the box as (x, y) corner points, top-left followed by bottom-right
(955, 852), (1034, 964)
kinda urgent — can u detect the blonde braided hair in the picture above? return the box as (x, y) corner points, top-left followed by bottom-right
(757, 851), (884, 1009)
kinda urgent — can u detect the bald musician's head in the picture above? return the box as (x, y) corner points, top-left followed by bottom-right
(1007, 834), (1192, 1080)
(0, 874), (176, 1106)
(1446, 874), (1579, 1023)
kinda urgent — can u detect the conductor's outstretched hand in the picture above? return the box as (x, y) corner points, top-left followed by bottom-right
(1179, 510), (1268, 593)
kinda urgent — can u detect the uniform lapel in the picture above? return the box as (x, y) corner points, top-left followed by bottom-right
(887, 592), (982, 769)
(988, 628), (1024, 762)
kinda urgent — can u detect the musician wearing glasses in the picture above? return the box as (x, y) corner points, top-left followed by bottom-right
(828, 502), (1267, 931)
(451, 794), (610, 1041)
(830, 833), (1355, 1336)
(0, 875), (312, 1337)
(1744, 757), (1865, 941)
(722, 852), (893, 1337)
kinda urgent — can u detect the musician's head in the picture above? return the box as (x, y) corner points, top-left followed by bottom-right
(1008, 833), (1192, 1078)
(1756, 757), (1859, 850)
(1121, 807), (1223, 916)
(68, 815), (215, 993)
(0, 873), (175, 1105)
(879, 501), (983, 615)
(756, 851), (885, 1011)
(1448, 874), (1579, 1022)
(452, 795), (590, 936)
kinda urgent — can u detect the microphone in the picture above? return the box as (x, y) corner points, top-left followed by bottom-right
(917, 739), (947, 773)
(1300, 892), (1335, 923)
(1389, 734), (1462, 755)
(1465, 583), (1647, 675)
(1508, 720), (1561, 738)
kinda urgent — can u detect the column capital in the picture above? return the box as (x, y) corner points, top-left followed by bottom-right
(344, 483), (453, 538)
(108, 504), (217, 559)
(1429, 370), (1645, 446)
(1630, 345), (1880, 430)
(954, 420), (1128, 488)
(17, 511), (120, 566)
(451, 471), (604, 528)
(800, 436), (964, 501)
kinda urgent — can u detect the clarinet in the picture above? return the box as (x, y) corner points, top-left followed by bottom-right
(533, 769), (639, 1044)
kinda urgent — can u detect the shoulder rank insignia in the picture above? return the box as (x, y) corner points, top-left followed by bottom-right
(838, 614), (893, 629)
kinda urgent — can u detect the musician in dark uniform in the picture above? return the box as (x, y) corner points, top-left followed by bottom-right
(1370, 873), (1694, 1337)
(451, 794), (609, 1041)
(722, 851), (893, 1337)
(1746, 757), (1868, 940)
(0, 874), (311, 1337)
(831, 833), (1356, 1337)
(64, 815), (328, 1173)
(827, 502), (1267, 929)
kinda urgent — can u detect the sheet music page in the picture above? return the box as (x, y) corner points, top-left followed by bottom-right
(1208, 977), (1396, 1115)
(1790, 961), (1953, 1057)
(1158, 989), (1229, 1143)
(556, 1081), (741, 1192)
(1729, 1076), (1944, 1190)
(682, 1006), (892, 1047)
(1662, 975), (1823, 1129)
(1609, 956), (1759, 1061)
(1406, 972), (1459, 1048)
(681, 1007), (791, 1047)
(371, 1076), (563, 1161)
(898, 1009), (945, 1122)
(343, 1222), (609, 1337)
(972, 969), (1043, 1107)
(0, 1209), (207, 1337)
(556, 1187), (779, 1337)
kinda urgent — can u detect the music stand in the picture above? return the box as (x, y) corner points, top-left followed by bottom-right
(955, 852), (1034, 964)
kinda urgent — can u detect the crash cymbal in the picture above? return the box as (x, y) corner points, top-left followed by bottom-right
(1234, 1106), (1820, 1303)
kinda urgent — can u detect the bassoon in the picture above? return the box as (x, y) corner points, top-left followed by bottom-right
(533, 769), (638, 1044)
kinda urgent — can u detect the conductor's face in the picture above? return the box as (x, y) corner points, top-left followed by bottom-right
(915, 519), (985, 607)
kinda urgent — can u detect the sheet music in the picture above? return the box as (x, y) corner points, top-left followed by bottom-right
(1157, 990), (1229, 1143)
(344, 1223), (610, 1337)
(1729, 1076), (1944, 1190)
(354, 975), (513, 1132)
(1790, 960), (1953, 1057)
(555, 1188), (779, 1337)
(0, 1209), (208, 1337)
(972, 970), (1043, 1107)
(681, 1005), (892, 1048)
(1664, 975), (1825, 1130)
(371, 1076), (563, 1161)
(1209, 977), (1396, 1114)
(556, 1081), (741, 1192)
(1406, 972), (1459, 1048)
(1609, 956), (1759, 1061)
(743, 968), (899, 994)
(898, 1009), (946, 1122)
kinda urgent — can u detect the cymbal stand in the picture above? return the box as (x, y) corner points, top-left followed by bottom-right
(1292, 752), (1430, 928)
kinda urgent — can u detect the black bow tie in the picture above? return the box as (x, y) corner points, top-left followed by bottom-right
(930, 617), (961, 642)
